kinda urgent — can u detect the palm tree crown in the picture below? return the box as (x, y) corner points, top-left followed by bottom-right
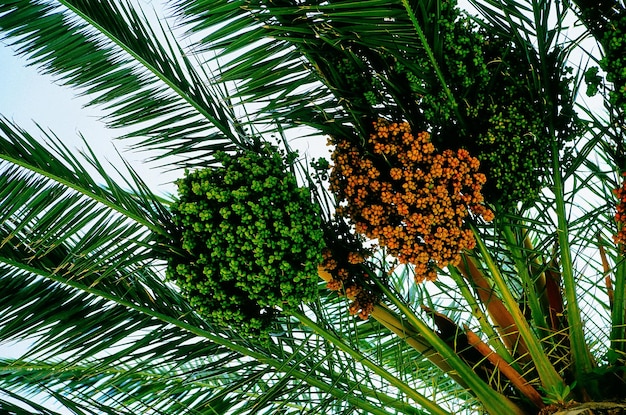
(1, 0), (626, 414)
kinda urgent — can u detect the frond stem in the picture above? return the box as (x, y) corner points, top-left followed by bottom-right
(372, 273), (527, 415)
(447, 265), (518, 368)
(471, 224), (564, 390)
(501, 224), (550, 334)
(551, 140), (596, 383)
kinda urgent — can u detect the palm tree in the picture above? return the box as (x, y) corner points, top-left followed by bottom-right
(1, 0), (626, 414)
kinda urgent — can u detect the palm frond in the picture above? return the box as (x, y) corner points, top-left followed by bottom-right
(0, 118), (169, 234)
(173, 0), (448, 139)
(0, 388), (66, 415)
(1, 356), (289, 415)
(0, 0), (244, 166)
(0, 119), (457, 414)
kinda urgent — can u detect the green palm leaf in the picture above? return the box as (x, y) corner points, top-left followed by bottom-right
(0, 388), (67, 414)
(3, 0), (626, 412)
(0, 118), (454, 414)
(0, 0), (245, 166)
(173, 0), (436, 138)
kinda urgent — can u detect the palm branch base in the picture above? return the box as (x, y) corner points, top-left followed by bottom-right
(544, 402), (626, 414)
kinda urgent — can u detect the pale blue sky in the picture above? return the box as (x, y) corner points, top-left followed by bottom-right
(0, 40), (180, 194)
(1, 43), (107, 141)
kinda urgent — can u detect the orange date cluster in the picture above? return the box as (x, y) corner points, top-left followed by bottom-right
(614, 174), (626, 250)
(321, 248), (378, 319)
(330, 119), (494, 282)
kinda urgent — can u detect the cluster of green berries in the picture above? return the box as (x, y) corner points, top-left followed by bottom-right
(402, 1), (490, 127)
(167, 144), (326, 340)
(602, 11), (626, 112)
(326, 0), (574, 207)
(334, 56), (383, 109)
(470, 73), (548, 204)
(406, 2), (559, 206)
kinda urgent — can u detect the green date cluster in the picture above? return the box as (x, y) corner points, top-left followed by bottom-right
(602, 12), (626, 113)
(406, 2), (570, 206)
(467, 42), (553, 205)
(167, 144), (326, 340)
(331, 0), (576, 207)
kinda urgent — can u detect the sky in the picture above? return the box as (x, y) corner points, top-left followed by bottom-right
(1, 43), (111, 148)
(0, 38), (180, 194)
